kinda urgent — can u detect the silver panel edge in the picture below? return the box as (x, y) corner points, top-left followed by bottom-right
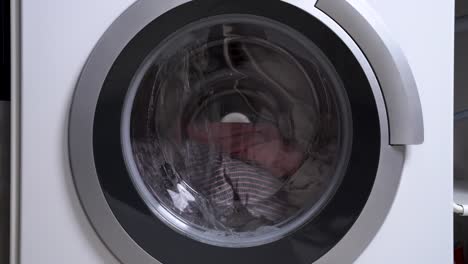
(9, 0), (20, 263)
(316, 0), (424, 145)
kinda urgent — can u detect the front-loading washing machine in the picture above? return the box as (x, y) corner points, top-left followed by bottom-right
(10, 0), (454, 263)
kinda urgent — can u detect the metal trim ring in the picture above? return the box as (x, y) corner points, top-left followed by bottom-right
(69, 0), (408, 263)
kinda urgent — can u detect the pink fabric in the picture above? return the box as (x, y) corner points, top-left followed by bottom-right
(187, 122), (304, 178)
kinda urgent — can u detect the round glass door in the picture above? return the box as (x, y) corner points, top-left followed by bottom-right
(121, 16), (352, 247)
(78, 0), (383, 263)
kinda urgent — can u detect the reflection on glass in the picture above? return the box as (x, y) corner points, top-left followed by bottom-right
(123, 16), (352, 247)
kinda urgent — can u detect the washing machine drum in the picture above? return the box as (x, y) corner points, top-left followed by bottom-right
(126, 17), (353, 245)
(70, 1), (382, 263)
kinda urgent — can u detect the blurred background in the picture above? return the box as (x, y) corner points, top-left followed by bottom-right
(454, 0), (468, 263)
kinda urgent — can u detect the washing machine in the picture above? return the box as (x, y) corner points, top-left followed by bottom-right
(10, 0), (454, 263)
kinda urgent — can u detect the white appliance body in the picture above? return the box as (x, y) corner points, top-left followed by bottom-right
(12, 0), (453, 263)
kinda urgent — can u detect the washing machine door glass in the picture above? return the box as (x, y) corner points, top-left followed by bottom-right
(122, 16), (352, 247)
(79, 1), (383, 262)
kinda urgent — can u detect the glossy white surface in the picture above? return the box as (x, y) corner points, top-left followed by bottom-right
(358, 0), (454, 262)
(17, 0), (453, 263)
(19, 0), (134, 263)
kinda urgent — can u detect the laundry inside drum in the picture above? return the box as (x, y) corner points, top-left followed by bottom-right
(122, 16), (352, 247)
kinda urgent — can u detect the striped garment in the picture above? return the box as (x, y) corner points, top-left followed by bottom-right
(132, 137), (335, 230)
(182, 141), (291, 223)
